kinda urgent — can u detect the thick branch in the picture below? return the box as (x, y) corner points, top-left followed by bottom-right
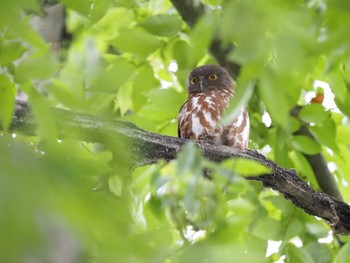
(8, 100), (350, 235)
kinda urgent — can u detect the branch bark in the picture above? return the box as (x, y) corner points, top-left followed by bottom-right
(8, 100), (350, 235)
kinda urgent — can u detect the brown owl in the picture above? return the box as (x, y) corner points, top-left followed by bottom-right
(178, 65), (249, 150)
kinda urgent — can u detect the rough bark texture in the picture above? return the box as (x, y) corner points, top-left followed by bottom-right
(8, 100), (350, 235)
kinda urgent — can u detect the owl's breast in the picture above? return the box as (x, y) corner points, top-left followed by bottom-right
(178, 90), (231, 141)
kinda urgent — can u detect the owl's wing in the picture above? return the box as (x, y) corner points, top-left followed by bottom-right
(222, 109), (250, 150)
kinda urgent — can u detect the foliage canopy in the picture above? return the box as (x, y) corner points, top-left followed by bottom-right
(1, 0), (350, 262)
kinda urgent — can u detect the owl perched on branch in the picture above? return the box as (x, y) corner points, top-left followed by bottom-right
(178, 65), (249, 150)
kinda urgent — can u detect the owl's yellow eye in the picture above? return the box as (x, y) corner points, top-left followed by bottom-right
(208, 74), (218, 80)
(190, 77), (198, 84)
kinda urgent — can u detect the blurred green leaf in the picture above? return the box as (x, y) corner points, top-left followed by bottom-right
(109, 175), (122, 196)
(141, 14), (182, 37)
(14, 54), (60, 83)
(111, 26), (161, 57)
(252, 218), (282, 240)
(258, 68), (290, 130)
(334, 241), (350, 263)
(97, 7), (135, 39)
(336, 125), (350, 144)
(328, 68), (347, 103)
(140, 88), (183, 121)
(309, 120), (339, 153)
(305, 242), (331, 263)
(60, 0), (91, 16)
(222, 158), (270, 176)
(0, 75), (16, 130)
(274, 127), (294, 168)
(289, 151), (316, 185)
(223, 80), (255, 126)
(291, 135), (321, 155)
(304, 221), (329, 238)
(176, 142), (203, 176)
(299, 104), (329, 124)
(23, 84), (58, 141)
(190, 12), (217, 55)
(0, 40), (26, 66)
(90, 0), (111, 22)
(132, 65), (160, 111)
(94, 57), (135, 92)
(115, 82), (133, 115)
(0, 0), (39, 27)
(335, 94), (350, 117)
(284, 218), (303, 241)
(285, 244), (316, 263)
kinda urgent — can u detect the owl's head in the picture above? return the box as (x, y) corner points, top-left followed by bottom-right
(187, 65), (233, 94)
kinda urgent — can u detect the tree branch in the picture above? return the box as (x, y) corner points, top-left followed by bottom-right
(8, 100), (350, 235)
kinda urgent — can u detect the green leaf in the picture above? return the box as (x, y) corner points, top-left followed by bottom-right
(94, 57), (135, 92)
(328, 67), (347, 103)
(334, 241), (350, 263)
(176, 142), (203, 176)
(304, 221), (329, 238)
(291, 135), (321, 155)
(288, 151), (316, 185)
(252, 218), (282, 240)
(336, 125), (350, 144)
(335, 94), (350, 117)
(299, 104), (329, 124)
(170, 40), (196, 69)
(97, 7), (135, 39)
(304, 242), (331, 263)
(258, 68), (290, 130)
(222, 80), (255, 126)
(90, 0), (111, 22)
(222, 158), (270, 176)
(111, 26), (161, 57)
(115, 82), (133, 115)
(132, 65), (160, 111)
(0, 0), (39, 27)
(274, 127), (294, 168)
(190, 12), (217, 53)
(14, 54), (60, 83)
(0, 75), (16, 130)
(285, 244), (316, 263)
(22, 84), (57, 141)
(109, 175), (122, 196)
(309, 121), (339, 153)
(284, 218), (303, 241)
(140, 88), (184, 121)
(60, 0), (91, 17)
(46, 79), (86, 111)
(141, 14), (182, 37)
(0, 40), (26, 66)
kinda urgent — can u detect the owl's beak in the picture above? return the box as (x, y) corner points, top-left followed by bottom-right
(198, 76), (205, 92)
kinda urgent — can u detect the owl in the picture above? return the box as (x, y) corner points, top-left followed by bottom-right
(178, 65), (249, 150)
